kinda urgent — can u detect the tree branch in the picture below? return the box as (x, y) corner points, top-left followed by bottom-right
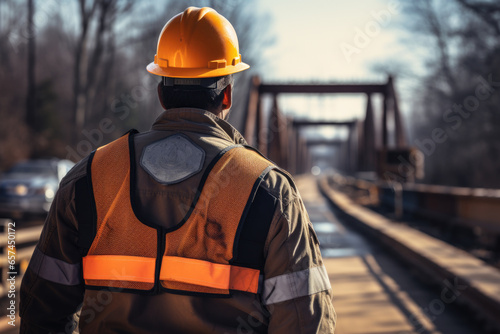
(456, 0), (500, 35)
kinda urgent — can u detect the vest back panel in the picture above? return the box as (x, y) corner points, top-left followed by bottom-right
(161, 146), (273, 294)
(82, 133), (274, 295)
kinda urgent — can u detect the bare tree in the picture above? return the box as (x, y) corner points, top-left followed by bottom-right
(26, 0), (36, 133)
(399, 0), (500, 188)
(403, 0), (458, 95)
(72, 0), (99, 140)
(72, 0), (134, 142)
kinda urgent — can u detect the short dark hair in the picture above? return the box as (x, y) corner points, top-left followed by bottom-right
(158, 75), (233, 112)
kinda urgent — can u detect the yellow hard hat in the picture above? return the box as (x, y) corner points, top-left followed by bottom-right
(147, 7), (250, 78)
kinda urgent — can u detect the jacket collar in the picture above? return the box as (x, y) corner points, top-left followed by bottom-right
(151, 108), (248, 145)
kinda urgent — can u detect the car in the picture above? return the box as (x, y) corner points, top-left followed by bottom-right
(0, 159), (75, 219)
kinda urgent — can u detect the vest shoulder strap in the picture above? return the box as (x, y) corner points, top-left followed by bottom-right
(230, 146), (279, 271)
(75, 152), (96, 256)
(232, 185), (278, 270)
(232, 160), (292, 271)
(76, 130), (138, 256)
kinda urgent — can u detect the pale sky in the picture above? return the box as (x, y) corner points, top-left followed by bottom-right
(258, 0), (403, 80)
(254, 0), (422, 142)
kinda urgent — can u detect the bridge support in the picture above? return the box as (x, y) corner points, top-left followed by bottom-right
(358, 93), (376, 171)
(268, 94), (289, 169)
(243, 75), (419, 179)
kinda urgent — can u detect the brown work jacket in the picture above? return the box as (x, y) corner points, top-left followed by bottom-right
(20, 108), (336, 333)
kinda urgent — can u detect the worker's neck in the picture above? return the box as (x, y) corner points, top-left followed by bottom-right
(210, 106), (230, 120)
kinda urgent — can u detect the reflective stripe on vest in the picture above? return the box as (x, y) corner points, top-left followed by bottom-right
(160, 256), (260, 293)
(83, 255), (156, 283)
(82, 133), (274, 294)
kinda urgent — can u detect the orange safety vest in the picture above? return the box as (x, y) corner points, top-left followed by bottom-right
(79, 132), (275, 296)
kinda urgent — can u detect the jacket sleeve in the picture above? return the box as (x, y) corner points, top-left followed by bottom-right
(20, 161), (87, 334)
(262, 172), (336, 333)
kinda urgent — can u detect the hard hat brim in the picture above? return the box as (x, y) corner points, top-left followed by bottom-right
(146, 62), (250, 78)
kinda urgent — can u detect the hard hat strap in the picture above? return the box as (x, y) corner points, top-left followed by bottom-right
(162, 75), (233, 90)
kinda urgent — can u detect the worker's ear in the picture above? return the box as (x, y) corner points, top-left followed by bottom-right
(222, 84), (232, 111)
(157, 82), (167, 110)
